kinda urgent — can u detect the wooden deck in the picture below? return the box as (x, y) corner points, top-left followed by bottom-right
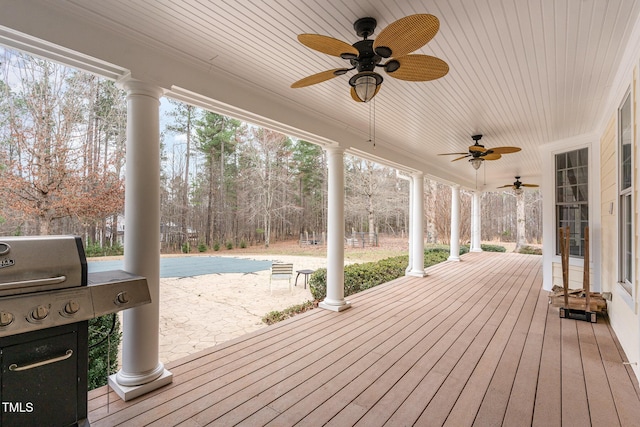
(88, 252), (640, 426)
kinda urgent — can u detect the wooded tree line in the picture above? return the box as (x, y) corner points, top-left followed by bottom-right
(0, 50), (542, 249)
(0, 50), (126, 241)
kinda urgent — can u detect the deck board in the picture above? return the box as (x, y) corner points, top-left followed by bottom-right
(413, 257), (534, 426)
(370, 255), (530, 427)
(592, 318), (640, 427)
(532, 298), (562, 427)
(560, 317), (590, 425)
(576, 321), (620, 427)
(88, 252), (640, 426)
(497, 281), (549, 426)
(447, 262), (542, 426)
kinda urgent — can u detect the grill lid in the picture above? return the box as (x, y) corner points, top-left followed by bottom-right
(0, 236), (86, 297)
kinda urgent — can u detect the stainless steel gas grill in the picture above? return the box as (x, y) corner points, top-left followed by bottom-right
(0, 235), (151, 427)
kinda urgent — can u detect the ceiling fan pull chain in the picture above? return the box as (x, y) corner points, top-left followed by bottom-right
(373, 97), (376, 148)
(367, 98), (371, 144)
(367, 97), (376, 148)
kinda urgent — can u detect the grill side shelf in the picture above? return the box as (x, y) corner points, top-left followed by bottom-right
(87, 270), (151, 316)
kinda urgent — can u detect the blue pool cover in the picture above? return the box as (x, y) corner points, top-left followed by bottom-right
(87, 256), (273, 278)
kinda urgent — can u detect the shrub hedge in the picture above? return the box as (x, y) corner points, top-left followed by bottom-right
(460, 243), (506, 253)
(309, 246), (465, 301)
(517, 245), (542, 255)
(262, 301), (315, 325)
(88, 314), (121, 390)
(84, 241), (124, 257)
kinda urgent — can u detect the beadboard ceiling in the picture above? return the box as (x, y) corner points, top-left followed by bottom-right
(1, 0), (640, 189)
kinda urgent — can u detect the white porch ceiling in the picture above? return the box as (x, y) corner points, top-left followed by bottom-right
(1, 0), (639, 190)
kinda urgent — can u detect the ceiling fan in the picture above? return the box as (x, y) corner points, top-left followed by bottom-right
(438, 134), (521, 169)
(497, 176), (539, 191)
(291, 14), (449, 102)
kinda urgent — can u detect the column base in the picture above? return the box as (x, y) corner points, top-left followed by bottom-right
(407, 270), (426, 277)
(470, 249), (483, 253)
(447, 256), (461, 262)
(109, 368), (173, 401)
(319, 300), (352, 312)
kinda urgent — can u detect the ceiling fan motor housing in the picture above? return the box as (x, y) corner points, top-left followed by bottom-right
(351, 40), (382, 72)
(514, 177), (522, 188)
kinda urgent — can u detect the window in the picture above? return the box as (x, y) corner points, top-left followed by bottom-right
(619, 92), (633, 295)
(555, 148), (588, 257)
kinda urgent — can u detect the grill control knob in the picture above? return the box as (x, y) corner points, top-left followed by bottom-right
(64, 300), (80, 315)
(115, 291), (129, 306)
(31, 305), (49, 321)
(0, 311), (14, 327)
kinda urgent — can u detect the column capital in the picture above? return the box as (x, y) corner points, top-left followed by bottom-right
(324, 145), (345, 155)
(116, 75), (165, 99)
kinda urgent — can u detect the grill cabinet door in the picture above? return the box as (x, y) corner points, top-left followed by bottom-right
(1, 329), (78, 427)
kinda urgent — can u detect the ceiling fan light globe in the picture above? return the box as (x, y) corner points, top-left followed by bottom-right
(349, 72), (383, 102)
(470, 158), (483, 170)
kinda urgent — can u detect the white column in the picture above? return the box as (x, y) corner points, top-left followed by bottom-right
(319, 146), (351, 312)
(515, 190), (526, 252)
(405, 176), (413, 274)
(109, 78), (172, 401)
(408, 172), (426, 277)
(448, 185), (461, 261)
(470, 191), (483, 252)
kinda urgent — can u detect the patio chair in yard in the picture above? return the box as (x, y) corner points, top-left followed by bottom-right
(270, 263), (293, 293)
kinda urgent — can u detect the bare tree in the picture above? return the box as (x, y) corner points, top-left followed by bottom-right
(165, 100), (198, 249)
(0, 52), (124, 235)
(239, 127), (298, 247)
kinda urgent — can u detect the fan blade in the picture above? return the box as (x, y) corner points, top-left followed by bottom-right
(438, 152), (469, 156)
(469, 145), (487, 153)
(373, 14), (439, 58)
(386, 55), (449, 81)
(497, 185), (513, 188)
(350, 85), (381, 102)
(483, 153), (502, 160)
(490, 146), (521, 154)
(522, 184), (539, 187)
(297, 34), (358, 57)
(291, 69), (347, 88)
(451, 155), (469, 162)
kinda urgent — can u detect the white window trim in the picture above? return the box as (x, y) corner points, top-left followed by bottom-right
(551, 145), (592, 269)
(555, 148), (590, 260)
(617, 88), (636, 310)
(540, 134), (601, 292)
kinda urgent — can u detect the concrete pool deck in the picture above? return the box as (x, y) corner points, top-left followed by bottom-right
(98, 254), (327, 363)
(156, 254), (325, 362)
